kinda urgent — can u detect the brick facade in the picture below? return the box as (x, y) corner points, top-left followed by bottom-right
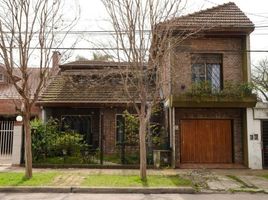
(102, 108), (117, 154)
(170, 36), (244, 95)
(162, 35), (250, 167)
(0, 99), (40, 118)
(101, 107), (139, 155)
(174, 108), (244, 167)
(45, 106), (137, 155)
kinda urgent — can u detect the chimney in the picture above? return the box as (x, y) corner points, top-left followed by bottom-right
(52, 51), (61, 74)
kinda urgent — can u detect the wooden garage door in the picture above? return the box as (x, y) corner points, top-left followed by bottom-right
(181, 120), (232, 163)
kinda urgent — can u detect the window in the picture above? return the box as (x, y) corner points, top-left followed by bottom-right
(116, 113), (139, 145)
(191, 54), (222, 91)
(0, 73), (3, 82)
(116, 115), (125, 145)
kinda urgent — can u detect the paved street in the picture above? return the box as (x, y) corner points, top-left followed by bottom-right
(0, 193), (267, 200)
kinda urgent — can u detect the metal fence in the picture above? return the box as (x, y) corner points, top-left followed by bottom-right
(0, 121), (14, 160)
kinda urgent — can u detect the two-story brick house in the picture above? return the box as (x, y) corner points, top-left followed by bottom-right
(160, 2), (257, 168)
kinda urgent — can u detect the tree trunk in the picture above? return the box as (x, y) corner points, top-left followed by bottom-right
(139, 116), (147, 180)
(147, 121), (153, 164)
(24, 105), (32, 178)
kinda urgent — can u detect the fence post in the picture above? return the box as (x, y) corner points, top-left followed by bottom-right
(12, 122), (23, 165)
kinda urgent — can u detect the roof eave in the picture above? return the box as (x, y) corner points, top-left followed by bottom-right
(172, 26), (255, 34)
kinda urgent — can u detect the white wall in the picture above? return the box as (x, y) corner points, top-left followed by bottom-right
(247, 102), (268, 169)
(12, 123), (23, 165)
(247, 108), (262, 169)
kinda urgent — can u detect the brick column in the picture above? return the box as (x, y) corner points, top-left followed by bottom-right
(12, 122), (23, 165)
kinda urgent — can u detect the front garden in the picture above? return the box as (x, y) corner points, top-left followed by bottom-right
(30, 108), (169, 167)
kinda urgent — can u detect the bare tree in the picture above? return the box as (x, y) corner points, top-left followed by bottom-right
(100, 0), (198, 180)
(0, 0), (78, 178)
(252, 58), (268, 101)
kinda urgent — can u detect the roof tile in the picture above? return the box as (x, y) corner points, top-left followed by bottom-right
(165, 2), (254, 32)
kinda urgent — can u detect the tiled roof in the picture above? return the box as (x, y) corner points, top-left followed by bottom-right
(164, 2), (254, 32)
(0, 66), (40, 99)
(37, 72), (137, 104)
(61, 60), (130, 67)
(37, 60), (146, 104)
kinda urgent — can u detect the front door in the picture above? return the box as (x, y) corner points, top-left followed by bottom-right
(180, 119), (232, 163)
(262, 120), (268, 168)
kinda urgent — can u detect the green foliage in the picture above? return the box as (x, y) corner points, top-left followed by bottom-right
(221, 81), (254, 98)
(0, 173), (191, 187)
(189, 81), (213, 96)
(82, 175), (192, 187)
(103, 152), (139, 165)
(31, 118), (90, 163)
(0, 172), (58, 186)
(262, 174), (268, 180)
(53, 131), (86, 156)
(150, 104), (168, 149)
(186, 81), (255, 99)
(123, 111), (139, 145)
(122, 107), (168, 149)
(31, 118), (59, 160)
(33, 156), (99, 165)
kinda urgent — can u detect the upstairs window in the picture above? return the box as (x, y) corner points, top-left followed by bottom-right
(0, 73), (3, 82)
(191, 54), (222, 91)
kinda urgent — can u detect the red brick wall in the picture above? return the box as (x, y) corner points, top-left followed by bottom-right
(174, 108), (244, 167)
(102, 108), (117, 154)
(0, 99), (40, 117)
(170, 37), (243, 94)
(102, 107), (139, 155)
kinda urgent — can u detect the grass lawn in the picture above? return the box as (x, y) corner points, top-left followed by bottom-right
(262, 174), (268, 179)
(82, 175), (191, 187)
(33, 156), (98, 165)
(0, 172), (59, 186)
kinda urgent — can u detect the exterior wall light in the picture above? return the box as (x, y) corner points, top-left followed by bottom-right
(16, 115), (23, 122)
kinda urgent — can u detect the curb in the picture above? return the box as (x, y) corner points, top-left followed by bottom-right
(198, 189), (268, 195)
(0, 187), (195, 194)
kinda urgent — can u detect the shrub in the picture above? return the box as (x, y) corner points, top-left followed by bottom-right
(186, 81), (256, 99)
(53, 131), (87, 156)
(31, 118), (59, 160)
(31, 118), (89, 161)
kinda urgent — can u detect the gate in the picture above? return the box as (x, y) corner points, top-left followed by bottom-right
(262, 120), (268, 168)
(0, 121), (14, 163)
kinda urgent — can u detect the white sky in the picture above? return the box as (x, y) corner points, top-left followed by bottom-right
(63, 0), (268, 65)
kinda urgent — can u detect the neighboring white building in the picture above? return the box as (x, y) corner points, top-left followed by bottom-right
(247, 102), (268, 169)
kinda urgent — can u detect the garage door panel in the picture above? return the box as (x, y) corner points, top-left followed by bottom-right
(181, 119), (232, 164)
(181, 120), (196, 163)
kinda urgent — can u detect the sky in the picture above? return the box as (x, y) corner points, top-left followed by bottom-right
(63, 0), (268, 65)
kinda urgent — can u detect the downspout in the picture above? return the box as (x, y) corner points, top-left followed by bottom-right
(167, 41), (177, 168)
(172, 103), (176, 168)
(41, 106), (46, 122)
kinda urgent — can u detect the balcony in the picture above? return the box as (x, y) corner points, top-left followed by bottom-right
(170, 81), (257, 108)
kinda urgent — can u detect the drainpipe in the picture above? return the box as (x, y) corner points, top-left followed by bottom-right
(168, 95), (176, 168)
(246, 35), (251, 82)
(41, 106), (46, 122)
